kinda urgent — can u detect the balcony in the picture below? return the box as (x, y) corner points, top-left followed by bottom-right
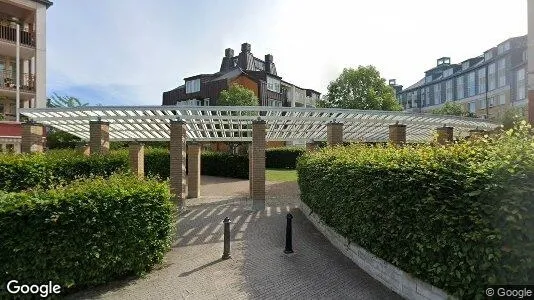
(0, 70), (35, 93)
(0, 24), (35, 47)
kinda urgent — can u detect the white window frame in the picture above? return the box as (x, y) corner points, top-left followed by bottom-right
(434, 84), (441, 104)
(456, 76), (464, 99)
(468, 101), (476, 113)
(467, 72), (476, 97)
(498, 94), (506, 105)
(185, 79), (201, 94)
(477, 69), (486, 94)
(517, 68), (526, 101)
(497, 58), (506, 88)
(445, 80), (453, 101)
(488, 63), (496, 91)
(266, 76), (281, 93)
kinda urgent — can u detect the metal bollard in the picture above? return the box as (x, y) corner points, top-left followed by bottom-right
(222, 217), (231, 259)
(284, 213), (294, 254)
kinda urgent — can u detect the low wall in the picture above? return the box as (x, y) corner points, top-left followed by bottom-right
(299, 201), (453, 300)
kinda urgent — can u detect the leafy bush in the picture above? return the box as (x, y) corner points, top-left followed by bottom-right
(201, 151), (248, 179)
(266, 147), (306, 169)
(0, 150), (127, 192)
(0, 174), (174, 295)
(297, 122), (534, 299)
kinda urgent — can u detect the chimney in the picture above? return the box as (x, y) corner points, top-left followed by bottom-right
(389, 79), (396, 86)
(265, 54), (273, 74)
(225, 48), (234, 58)
(241, 43), (251, 53)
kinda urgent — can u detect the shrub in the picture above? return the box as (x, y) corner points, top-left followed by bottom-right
(0, 174), (174, 295)
(266, 147), (306, 169)
(201, 151), (248, 179)
(297, 123), (534, 299)
(0, 150), (127, 192)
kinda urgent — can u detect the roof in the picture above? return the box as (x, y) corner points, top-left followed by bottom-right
(30, 0), (53, 8)
(20, 106), (498, 143)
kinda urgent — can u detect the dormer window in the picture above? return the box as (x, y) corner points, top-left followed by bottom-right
(485, 51), (493, 61)
(443, 68), (453, 77)
(267, 76), (281, 93)
(425, 75), (433, 83)
(185, 79), (200, 94)
(462, 62), (470, 70)
(497, 41), (510, 55)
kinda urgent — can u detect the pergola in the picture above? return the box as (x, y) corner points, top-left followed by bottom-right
(19, 106), (499, 210)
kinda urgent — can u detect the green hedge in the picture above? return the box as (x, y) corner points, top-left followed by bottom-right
(297, 124), (534, 299)
(266, 147), (306, 169)
(0, 174), (174, 295)
(201, 151), (248, 179)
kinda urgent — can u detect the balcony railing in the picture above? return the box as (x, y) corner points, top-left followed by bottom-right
(0, 70), (35, 93)
(0, 24), (35, 47)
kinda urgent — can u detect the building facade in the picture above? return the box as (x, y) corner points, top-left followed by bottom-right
(0, 0), (51, 152)
(395, 35), (527, 119)
(162, 42), (320, 108)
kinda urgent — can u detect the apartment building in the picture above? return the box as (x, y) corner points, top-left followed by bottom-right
(0, 0), (51, 153)
(162, 42), (321, 108)
(394, 35), (527, 119)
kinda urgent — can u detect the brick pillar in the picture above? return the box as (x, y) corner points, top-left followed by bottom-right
(248, 143), (253, 197)
(251, 120), (266, 210)
(187, 142), (201, 199)
(327, 121), (343, 146)
(389, 123), (406, 145)
(170, 120), (187, 209)
(436, 126), (453, 145)
(89, 120), (110, 155)
(76, 143), (90, 156)
(468, 128), (485, 139)
(14, 142), (21, 154)
(129, 142), (144, 179)
(21, 122), (44, 153)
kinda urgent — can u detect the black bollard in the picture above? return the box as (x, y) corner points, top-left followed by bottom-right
(222, 217), (231, 259)
(284, 213), (294, 254)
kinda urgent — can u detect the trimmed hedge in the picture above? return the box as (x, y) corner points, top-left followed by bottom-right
(297, 123), (534, 299)
(0, 174), (174, 295)
(265, 147), (306, 169)
(201, 151), (248, 179)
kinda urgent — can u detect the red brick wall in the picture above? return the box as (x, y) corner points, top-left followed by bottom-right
(0, 122), (21, 137)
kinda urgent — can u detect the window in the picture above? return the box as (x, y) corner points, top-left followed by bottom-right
(485, 51), (493, 61)
(456, 76), (464, 99)
(204, 98), (210, 106)
(443, 69), (453, 77)
(488, 63), (496, 90)
(497, 58), (506, 87)
(462, 62), (470, 70)
(467, 72), (476, 97)
(434, 84), (441, 104)
(412, 91), (418, 107)
(421, 88), (426, 107)
(478, 69), (486, 94)
(425, 75), (433, 83)
(185, 79), (200, 94)
(498, 94), (506, 105)
(498, 42), (510, 55)
(267, 99), (282, 107)
(489, 97), (495, 107)
(468, 102), (476, 113)
(517, 68), (526, 101)
(267, 76), (281, 93)
(479, 98), (487, 109)
(445, 80), (453, 101)
(425, 87), (431, 105)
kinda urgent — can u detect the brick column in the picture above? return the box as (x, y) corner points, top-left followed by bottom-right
(251, 120), (266, 210)
(76, 143), (90, 156)
(89, 120), (110, 155)
(436, 126), (453, 145)
(468, 128), (485, 139)
(389, 123), (406, 145)
(21, 122), (44, 153)
(170, 120), (187, 209)
(327, 121), (343, 146)
(129, 142), (144, 179)
(187, 142), (201, 199)
(248, 143), (253, 197)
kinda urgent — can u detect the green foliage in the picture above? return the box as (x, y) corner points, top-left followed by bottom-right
(266, 147), (306, 169)
(46, 92), (89, 108)
(0, 174), (173, 295)
(0, 150), (127, 192)
(218, 83), (258, 106)
(46, 130), (82, 149)
(499, 107), (527, 130)
(201, 151), (248, 179)
(318, 66), (402, 111)
(431, 101), (476, 117)
(297, 123), (534, 298)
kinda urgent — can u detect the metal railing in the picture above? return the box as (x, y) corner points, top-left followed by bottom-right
(0, 24), (35, 47)
(0, 70), (35, 92)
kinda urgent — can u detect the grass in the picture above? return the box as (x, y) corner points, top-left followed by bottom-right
(266, 169), (298, 182)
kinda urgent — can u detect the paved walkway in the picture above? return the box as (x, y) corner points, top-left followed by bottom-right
(69, 177), (400, 300)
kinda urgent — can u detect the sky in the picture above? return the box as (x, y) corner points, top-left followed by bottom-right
(46, 0), (528, 106)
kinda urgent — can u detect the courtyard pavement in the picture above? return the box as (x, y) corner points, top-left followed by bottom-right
(68, 176), (401, 300)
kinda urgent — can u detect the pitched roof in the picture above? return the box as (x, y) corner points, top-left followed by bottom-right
(30, 0), (53, 8)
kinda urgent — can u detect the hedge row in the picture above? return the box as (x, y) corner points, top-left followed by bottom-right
(0, 174), (174, 295)
(297, 123), (534, 299)
(265, 147), (306, 169)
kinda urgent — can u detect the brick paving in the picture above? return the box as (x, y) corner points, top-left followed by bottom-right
(68, 176), (400, 300)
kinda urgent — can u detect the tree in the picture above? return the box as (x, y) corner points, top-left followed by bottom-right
(46, 92), (89, 108)
(318, 66), (402, 111)
(430, 102), (476, 118)
(499, 106), (527, 130)
(218, 83), (258, 106)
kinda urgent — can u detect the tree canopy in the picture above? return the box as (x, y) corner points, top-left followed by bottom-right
(430, 102), (476, 118)
(218, 83), (258, 106)
(318, 66), (402, 111)
(46, 93), (89, 108)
